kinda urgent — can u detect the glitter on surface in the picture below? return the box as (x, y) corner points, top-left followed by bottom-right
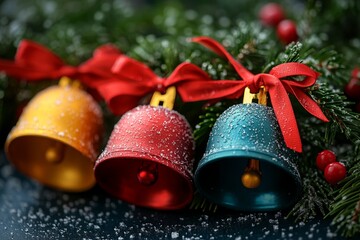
(0, 152), (344, 239)
(94, 105), (195, 210)
(195, 104), (302, 211)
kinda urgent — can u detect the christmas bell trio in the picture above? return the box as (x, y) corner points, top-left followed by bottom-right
(0, 36), (328, 211)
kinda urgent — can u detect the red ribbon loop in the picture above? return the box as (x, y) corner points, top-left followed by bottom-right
(0, 40), (122, 88)
(95, 55), (213, 115)
(192, 36), (329, 153)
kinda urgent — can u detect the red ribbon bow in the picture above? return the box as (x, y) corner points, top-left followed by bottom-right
(95, 55), (212, 115)
(191, 36), (329, 153)
(0, 40), (122, 88)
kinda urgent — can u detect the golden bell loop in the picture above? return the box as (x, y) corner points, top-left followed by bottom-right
(5, 76), (103, 192)
(241, 87), (267, 189)
(149, 86), (176, 110)
(59, 76), (83, 89)
(242, 86), (267, 105)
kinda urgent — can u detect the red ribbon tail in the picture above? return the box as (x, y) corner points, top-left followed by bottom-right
(192, 36), (230, 59)
(268, 82), (303, 152)
(0, 59), (63, 81)
(177, 80), (246, 102)
(0, 39), (78, 81)
(192, 36), (254, 79)
(96, 80), (151, 115)
(0, 59), (26, 79)
(111, 55), (158, 82)
(286, 86), (329, 122)
(270, 62), (326, 121)
(78, 44), (123, 88)
(15, 40), (67, 72)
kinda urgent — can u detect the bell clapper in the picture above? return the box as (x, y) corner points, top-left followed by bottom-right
(45, 141), (65, 164)
(241, 87), (267, 189)
(137, 161), (158, 186)
(241, 159), (262, 189)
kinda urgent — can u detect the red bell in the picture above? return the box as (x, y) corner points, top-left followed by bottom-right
(94, 87), (195, 209)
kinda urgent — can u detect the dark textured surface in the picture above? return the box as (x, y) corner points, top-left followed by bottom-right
(0, 152), (349, 240)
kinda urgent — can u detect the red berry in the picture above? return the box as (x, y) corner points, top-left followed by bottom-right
(324, 162), (347, 185)
(259, 3), (285, 27)
(316, 150), (337, 171)
(344, 77), (360, 101)
(276, 20), (298, 44)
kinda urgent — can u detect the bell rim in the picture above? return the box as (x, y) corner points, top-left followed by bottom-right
(97, 149), (194, 177)
(198, 148), (300, 173)
(95, 149), (194, 210)
(5, 131), (97, 192)
(5, 128), (96, 162)
(195, 148), (302, 211)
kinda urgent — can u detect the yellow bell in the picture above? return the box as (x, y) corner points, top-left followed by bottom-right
(5, 77), (103, 192)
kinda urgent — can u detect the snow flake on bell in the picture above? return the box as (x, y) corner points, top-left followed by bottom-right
(194, 87), (302, 211)
(5, 77), (103, 192)
(95, 86), (195, 210)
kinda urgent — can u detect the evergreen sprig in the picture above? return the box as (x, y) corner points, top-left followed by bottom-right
(287, 167), (333, 222)
(327, 148), (360, 237)
(189, 191), (218, 213)
(309, 82), (360, 145)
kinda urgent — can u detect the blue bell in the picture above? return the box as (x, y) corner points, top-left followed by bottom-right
(194, 102), (302, 211)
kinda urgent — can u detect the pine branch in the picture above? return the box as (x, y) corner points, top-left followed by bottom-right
(189, 191), (218, 213)
(302, 42), (348, 88)
(287, 170), (333, 222)
(263, 41), (307, 72)
(187, 21), (277, 79)
(309, 82), (360, 144)
(129, 36), (184, 75)
(286, 143), (334, 221)
(326, 146), (360, 237)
